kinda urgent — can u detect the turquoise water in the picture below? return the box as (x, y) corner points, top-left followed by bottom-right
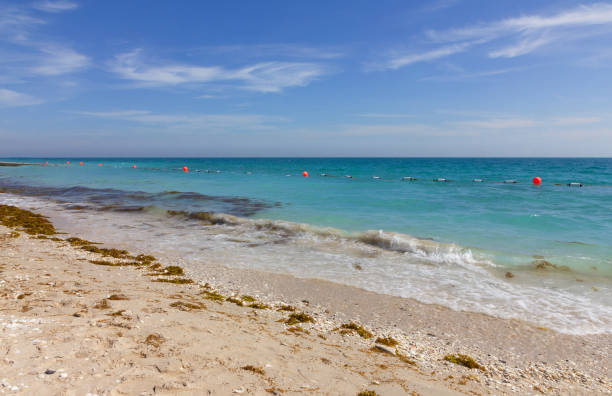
(1, 158), (611, 333)
(2, 157), (611, 274)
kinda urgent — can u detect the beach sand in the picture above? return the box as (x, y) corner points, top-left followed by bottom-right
(0, 207), (610, 395)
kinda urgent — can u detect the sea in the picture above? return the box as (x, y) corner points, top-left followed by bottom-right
(1, 157), (611, 335)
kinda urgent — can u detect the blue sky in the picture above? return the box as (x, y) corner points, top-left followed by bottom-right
(1, 0), (612, 156)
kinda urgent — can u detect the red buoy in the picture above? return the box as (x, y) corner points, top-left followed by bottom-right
(302, 171), (308, 177)
(66, 161), (70, 165)
(98, 164), (102, 167)
(79, 162), (83, 166)
(533, 176), (541, 185)
(131, 165), (136, 169)
(182, 166), (188, 172)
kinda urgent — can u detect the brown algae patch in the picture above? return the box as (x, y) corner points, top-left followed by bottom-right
(144, 333), (165, 348)
(277, 304), (296, 312)
(108, 294), (130, 300)
(340, 322), (372, 339)
(162, 265), (184, 276)
(357, 391), (379, 396)
(375, 336), (398, 347)
(169, 301), (205, 311)
(153, 278), (194, 284)
(443, 354), (485, 371)
(241, 365), (265, 376)
(240, 295), (256, 302)
(0, 205), (56, 235)
(227, 297), (244, 306)
(285, 312), (314, 325)
(66, 237), (99, 247)
(93, 299), (111, 310)
(287, 326), (310, 335)
(247, 302), (270, 310)
(201, 290), (225, 301)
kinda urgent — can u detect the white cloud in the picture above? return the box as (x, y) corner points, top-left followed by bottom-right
(452, 115), (602, 129)
(382, 3), (612, 71)
(356, 113), (415, 119)
(73, 109), (287, 131)
(110, 49), (328, 93)
(33, 1), (78, 13)
(429, 3), (612, 58)
(453, 118), (538, 129)
(384, 43), (471, 69)
(30, 46), (90, 75)
(0, 88), (43, 107)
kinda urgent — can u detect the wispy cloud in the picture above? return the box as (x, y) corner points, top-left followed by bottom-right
(452, 115), (602, 129)
(356, 113), (415, 119)
(380, 3), (612, 71)
(199, 44), (344, 60)
(33, 1), (78, 13)
(72, 109), (287, 131)
(420, 67), (523, 82)
(110, 49), (328, 93)
(0, 88), (43, 107)
(428, 3), (612, 58)
(30, 45), (89, 75)
(384, 43), (471, 69)
(0, 3), (89, 78)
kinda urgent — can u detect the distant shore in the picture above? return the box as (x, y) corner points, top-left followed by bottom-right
(0, 161), (36, 166)
(0, 202), (610, 394)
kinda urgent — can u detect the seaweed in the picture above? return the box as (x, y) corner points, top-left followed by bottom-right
(201, 290), (225, 301)
(153, 278), (194, 284)
(144, 333), (165, 348)
(277, 304), (296, 312)
(93, 299), (111, 309)
(107, 310), (126, 317)
(287, 326), (310, 334)
(248, 302), (269, 310)
(241, 365), (265, 376)
(89, 259), (140, 267)
(375, 336), (398, 347)
(443, 354), (485, 371)
(285, 312), (314, 325)
(226, 297), (244, 306)
(340, 322), (372, 339)
(0, 205), (56, 235)
(397, 352), (417, 366)
(169, 301), (205, 311)
(108, 294), (130, 300)
(162, 265), (184, 276)
(241, 295), (256, 302)
(357, 391), (379, 396)
(66, 237), (99, 246)
(80, 245), (130, 259)
(134, 254), (156, 265)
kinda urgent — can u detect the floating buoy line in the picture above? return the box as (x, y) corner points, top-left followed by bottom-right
(37, 161), (590, 187)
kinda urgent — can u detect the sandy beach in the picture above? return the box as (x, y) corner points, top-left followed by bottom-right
(0, 205), (610, 395)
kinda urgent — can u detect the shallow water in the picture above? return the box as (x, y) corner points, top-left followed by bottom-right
(1, 157), (611, 334)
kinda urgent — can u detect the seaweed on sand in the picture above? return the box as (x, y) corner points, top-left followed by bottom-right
(340, 322), (372, 339)
(443, 354), (485, 371)
(0, 205), (56, 235)
(285, 312), (314, 325)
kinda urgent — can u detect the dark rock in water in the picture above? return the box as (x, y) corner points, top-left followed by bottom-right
(44, 369), (55, 375)
(352, 263), (363, 270)
(505, 271), (515, 278)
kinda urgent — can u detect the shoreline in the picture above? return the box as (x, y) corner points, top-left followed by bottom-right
(0, 203), (610, 394)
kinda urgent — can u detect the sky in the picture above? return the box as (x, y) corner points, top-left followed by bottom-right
(1, 0), (612, 157)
